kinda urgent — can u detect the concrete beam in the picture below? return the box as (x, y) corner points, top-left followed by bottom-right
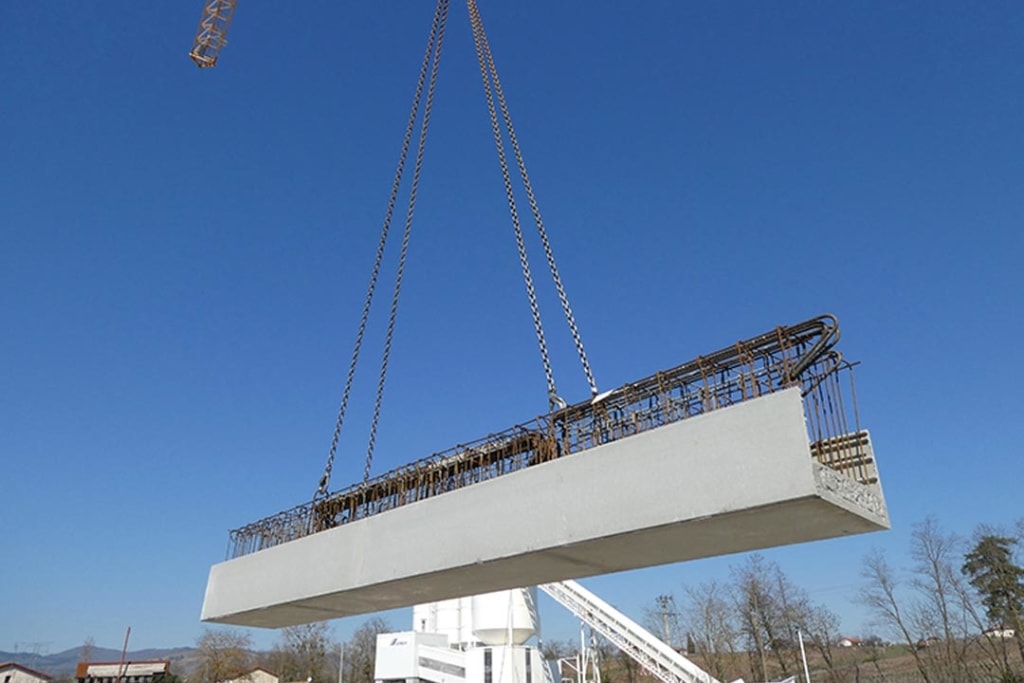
(201, 387), (888, 627)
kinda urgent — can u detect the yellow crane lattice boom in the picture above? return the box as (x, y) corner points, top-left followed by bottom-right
(189, 0), (238, 68)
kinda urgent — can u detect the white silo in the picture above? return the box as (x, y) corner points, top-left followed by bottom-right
(470, 588), (539, 646)
(413, 595), (477, 646)
(464, 643), (547, 683)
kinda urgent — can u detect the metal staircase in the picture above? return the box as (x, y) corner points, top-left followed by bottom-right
(539, 580), (741, 683)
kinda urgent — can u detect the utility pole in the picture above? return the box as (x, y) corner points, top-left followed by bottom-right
(655, 595), (681, 650)
(117, 627), (132, 683)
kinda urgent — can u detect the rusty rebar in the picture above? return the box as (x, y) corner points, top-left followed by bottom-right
(224, 314), (867, 559)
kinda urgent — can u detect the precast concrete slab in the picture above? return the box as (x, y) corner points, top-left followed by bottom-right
(201, 386), (888, 627)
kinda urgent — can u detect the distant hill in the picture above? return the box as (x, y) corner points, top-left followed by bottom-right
(0, 647), (199, 680)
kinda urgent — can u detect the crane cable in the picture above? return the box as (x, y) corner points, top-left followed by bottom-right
(315, 0), (450, 500)
(467, 0), (599, 405)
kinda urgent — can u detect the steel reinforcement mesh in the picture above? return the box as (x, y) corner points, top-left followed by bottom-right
(225, 313), (871, 559)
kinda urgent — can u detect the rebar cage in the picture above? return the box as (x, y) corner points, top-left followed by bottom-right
(225, 314), (872, 559)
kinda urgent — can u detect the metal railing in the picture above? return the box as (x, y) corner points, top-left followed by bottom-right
(225, 313), (870, 559)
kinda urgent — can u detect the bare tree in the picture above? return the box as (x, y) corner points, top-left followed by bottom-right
(731, 554), (805, 681)
(540, 638), (578, 662)
(612, 644), (641, 683)
(342, 617), (391, 683)
(679, 580), (739, 683)
(732, 556), (773, 682)
(195, 629), (254, 683)
(952, 567), (1018, 683)
(267, 623), (339, 683)
(802, 603), (845, 683)
(909, 518), (972, 679)
(772, 564), (814, 655)
(79, 637), (96, 665)
(859, 549), (932, 683)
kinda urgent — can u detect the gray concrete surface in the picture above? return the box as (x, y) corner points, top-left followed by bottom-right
(201, 386), (889, 627)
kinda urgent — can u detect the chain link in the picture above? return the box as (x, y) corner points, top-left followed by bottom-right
(363, 0), (450, 483)
(317, 0), (598, 496)
(467, 0), (599, 400)
(315, 0), (450, 499)
(467, 0), (559, 404)
(484, 56), (600, 397)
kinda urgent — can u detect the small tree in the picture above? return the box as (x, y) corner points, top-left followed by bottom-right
(858, 548), (933, 683)
(963, 534), (1024, 666)
(731, 554), (807, 681)
(79, 637), (96, 664)
(195, 629), (253, 683)
(539, 639), (575, 662)
(342, 617), (391, 683)
(269, 622), (338, 683)
(679, 580), (739, 683)
(732, 556), (776, 682)
(801, 603), (844, 683)
(613, 644), (640, 683)
(908, 517), (972, 679)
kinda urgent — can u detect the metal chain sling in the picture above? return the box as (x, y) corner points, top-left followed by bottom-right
(317, 0), (597, 497)
(315, 0), (450, 500)
(362, 0), (451, 483)
(467, 0), (599, 404)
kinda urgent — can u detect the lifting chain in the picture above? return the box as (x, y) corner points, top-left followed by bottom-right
(362, 0), (450, 483)
(315, 0), (596, 497)
(314, 0), (450, 500)
(467, 0), (599, 405)
(467, 0), (556, 406)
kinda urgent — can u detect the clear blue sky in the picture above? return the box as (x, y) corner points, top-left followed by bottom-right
(2, 0), (1022, 656)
